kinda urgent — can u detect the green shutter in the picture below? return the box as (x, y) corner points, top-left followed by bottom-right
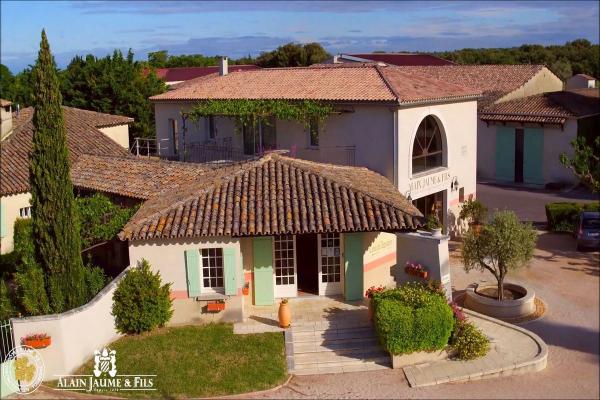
(523, 128), (544, 185)
(185, 249), (201, 297)
(253, 237), (274, 305)
(223, 247), (237, 295)
(344, 233), (364, 301)
(0, 202), (6, 238)
(495, 127), (515, 182)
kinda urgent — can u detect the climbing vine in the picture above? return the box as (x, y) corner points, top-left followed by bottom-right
(188, 99), (334, 131)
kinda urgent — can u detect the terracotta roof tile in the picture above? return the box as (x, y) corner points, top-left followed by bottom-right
(120, 152), (423, 240)
(397, 65), (546, 109)
(480, 89), (600, 125)
(1, 106), (130, 196)
(150, 64), (480, 104)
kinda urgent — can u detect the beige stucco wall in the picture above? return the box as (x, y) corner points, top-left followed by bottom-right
(0, 192), (32, 254)
(128, 236), (245, 324)
(10, 267), (129, 381)
(476, 119), (578, 185)
(498, 67), (563, 103)
(1, 104), (12, 140)
(362, 232), (397, 293)
(396, 100), (478, 237)
(98, 124), (130, 149)
(396, 232), (451, 299)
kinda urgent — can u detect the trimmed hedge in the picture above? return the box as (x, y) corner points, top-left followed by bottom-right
(373, 283), (454, 355)
(545, 201), (600, 232)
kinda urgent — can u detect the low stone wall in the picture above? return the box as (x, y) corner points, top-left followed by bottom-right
(464, 282), (536, 319)
(392, 349), (452, 369)
(10, 266), (132, 381)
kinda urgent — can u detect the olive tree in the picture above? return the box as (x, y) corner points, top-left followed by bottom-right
(461, 211), (537, 300)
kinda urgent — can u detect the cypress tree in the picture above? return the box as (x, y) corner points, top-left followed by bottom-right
(29, 30), (86, 312)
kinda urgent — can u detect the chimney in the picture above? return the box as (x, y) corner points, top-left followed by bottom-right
(0, 100), (13, 140)
(219, 56), (228, 76)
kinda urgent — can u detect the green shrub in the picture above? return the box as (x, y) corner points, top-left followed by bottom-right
(84, 263), (107, 300)
(12, 219), (50, 316)
(450, 321), (490, 360)
(459, 199), (488, 225)
(373, 283), (454, 355)
(0, 279), (17, 320)
(0, 251), (19, 278)
(545, 201), (600, 232)
(112, 259), (173, 334)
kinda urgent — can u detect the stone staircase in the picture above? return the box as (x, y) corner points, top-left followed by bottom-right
(285, 321), (391, 375)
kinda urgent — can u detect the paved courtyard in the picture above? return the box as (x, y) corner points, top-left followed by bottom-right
(249, 231), (599, 398)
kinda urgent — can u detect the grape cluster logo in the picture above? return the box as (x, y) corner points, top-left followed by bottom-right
(2, 345), (45, 395)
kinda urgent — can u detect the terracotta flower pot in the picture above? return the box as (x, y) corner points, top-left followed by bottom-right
(278, 300), (291, 328)
(242, 287), (249, 296)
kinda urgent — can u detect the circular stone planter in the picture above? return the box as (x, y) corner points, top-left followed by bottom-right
(464, 282), (536, 319)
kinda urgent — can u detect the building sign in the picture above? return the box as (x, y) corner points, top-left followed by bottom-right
(56, 347), (156, 393)
(409, 171), (451, 194)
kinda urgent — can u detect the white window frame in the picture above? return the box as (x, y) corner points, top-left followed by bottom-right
(273, 234), (298, 298)
(200, 247), (225, 294)
(318, 233), (344, 296)
(19, 206), (32, 218)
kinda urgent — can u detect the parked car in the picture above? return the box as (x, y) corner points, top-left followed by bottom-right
(575, 211), (600, 251)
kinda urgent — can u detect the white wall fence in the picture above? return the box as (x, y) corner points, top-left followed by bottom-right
(9, 266), (131, 381)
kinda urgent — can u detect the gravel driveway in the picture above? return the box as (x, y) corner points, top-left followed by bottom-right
(250, 232), (599, 399)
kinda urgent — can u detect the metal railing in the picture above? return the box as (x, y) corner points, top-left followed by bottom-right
(130, 138), (171, 158)
(184, 143), (255, 164)
(0, 319), (15, 360)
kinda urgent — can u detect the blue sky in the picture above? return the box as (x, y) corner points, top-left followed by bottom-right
(1, 1), (598, 72)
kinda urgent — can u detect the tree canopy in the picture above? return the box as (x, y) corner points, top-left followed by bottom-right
(254, 42), (330, 67)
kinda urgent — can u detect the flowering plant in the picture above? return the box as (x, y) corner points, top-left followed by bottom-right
(449, 301), (466, 322)
(365, 285), (385, 299)
(23, 333), (49, 341)
(405, 261), (425, 272)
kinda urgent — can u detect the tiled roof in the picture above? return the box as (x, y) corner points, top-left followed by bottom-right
(120, 152), (424, 241)
(71, 154), (211, 200)
(154, 65), (260, 82)
(348, 53), (454, 66)
(1, 106), (130, 196)
(150, 64), (480, 104)
(480, 89), (600, 125)
(397, 65), (546, 109)
(572, 73), (596, 80)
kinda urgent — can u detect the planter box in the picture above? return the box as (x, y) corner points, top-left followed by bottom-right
(404, 267), (428, 279)
(391, 348), (453, 369)
(22, 337), (51, 349)
(206, 302), (226, 312)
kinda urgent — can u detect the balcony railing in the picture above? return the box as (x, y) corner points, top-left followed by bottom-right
(132, 138), (356, 167)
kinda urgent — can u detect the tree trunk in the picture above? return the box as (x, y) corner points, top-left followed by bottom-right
(497, 278), (504, 301)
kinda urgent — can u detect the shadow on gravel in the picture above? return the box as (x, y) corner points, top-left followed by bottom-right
(529, 319), (600, 359)
(534, 232), (599, 276)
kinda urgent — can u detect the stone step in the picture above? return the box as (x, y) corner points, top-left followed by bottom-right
(289, 326), (378, 343)
(290, 356), (391, 375)
(292, 336), (381, 354)
(293, 348), (389, 365)
(290, 320), (372, 332)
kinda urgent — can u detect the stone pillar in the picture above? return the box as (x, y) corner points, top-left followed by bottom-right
(396, 232), (451, 300)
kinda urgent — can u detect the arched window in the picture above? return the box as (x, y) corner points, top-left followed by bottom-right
(412, 116), (444, 174)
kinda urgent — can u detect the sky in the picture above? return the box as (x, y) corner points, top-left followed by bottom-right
(1, 0), (599, 72)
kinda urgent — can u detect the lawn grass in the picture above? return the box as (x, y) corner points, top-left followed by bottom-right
(69, 324), (287, 398)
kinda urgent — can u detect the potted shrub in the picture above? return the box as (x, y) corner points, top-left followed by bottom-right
(459, 199), (488, 233)
(365, 285), (385, 320)
(404, 262), (428, 279)
(22, 333), (51, 349)
(278, 298), (291, 328)
(425, 213), (443, 237)
(242, 282), (250, 296)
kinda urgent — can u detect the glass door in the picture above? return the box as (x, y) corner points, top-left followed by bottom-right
(318, 233), (343, 296)
(273, 234), (297, 298)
